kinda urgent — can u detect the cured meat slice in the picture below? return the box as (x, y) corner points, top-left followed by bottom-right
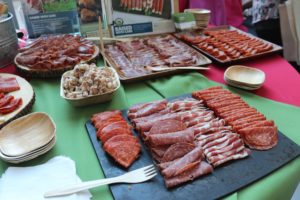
(148, 119), (186, 136)
(239, 126), (278, 150)
(0, 98), (22, 114)
(233, 120), (274, 131)
(193, 119), (225, 135)
(147, 128), (194, 146)
(136, 113), (182, 133)
(151, 145), (170, 157)
(212, 148), (251, 167)
(228, 114), (266, 126)
(196, 131), (230, 147)
(224, 111), (259, 123)
(128, 100), (167, 119)
(0, 77), (20, 93)
(205, 139), (244, 157)
(0, 95), (14, 107)
(161, 146), (203, 178)
(0, 93), (4, 99)
(207, 145), (245, 164)
(215, 103), (249, 114)
(165, 161), (213, 188)
(161, 142), (195, 162)
(91, 110), (122, 124)
(103, 134), (138, 149)
(218, 107), (257, 118)
(104, 141), (141, 168)
(132, 108), (170, 124)
(94, 118), (124, 134)
(203, 133), (239, 149)
(99, 121), (132, 138)
(100, 128), (132, 144)
(184, 113), (214, 127)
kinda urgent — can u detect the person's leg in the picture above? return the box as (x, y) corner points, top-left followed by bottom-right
(254, 19), (282, 46)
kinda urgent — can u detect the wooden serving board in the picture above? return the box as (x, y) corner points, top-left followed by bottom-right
(0, 73), (35, 128)
(174, 26), (283, 65)
(85, 94), (300, 200)
(103, 34), (212, 83)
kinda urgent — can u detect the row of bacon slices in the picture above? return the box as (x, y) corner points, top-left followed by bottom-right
(91, 86), (278, 188)
(0, 77), (22, 115)
(120, 0), (165, 15)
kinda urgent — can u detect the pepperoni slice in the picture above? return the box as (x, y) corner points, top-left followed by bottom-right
(0, 98), (22, 114)
(239, 126), (278, 150)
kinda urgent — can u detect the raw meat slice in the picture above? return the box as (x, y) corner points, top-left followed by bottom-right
(239, 126), (278, 150)
(162, 142), (195, 162)
(164, 161), (213, 188)
(147, 128), (194, 146)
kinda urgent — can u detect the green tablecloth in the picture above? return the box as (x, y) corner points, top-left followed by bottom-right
(0, 72), (299, 200)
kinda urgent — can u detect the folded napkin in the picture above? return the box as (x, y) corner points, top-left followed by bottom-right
(0, 156), (92, 200)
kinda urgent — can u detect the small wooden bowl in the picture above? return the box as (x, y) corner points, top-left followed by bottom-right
(0, 112), (56, 157)
(60, 67), (120, 107)
(224, 65), (265, 88)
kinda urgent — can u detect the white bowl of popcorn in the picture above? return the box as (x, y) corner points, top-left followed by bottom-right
(60, 63), (120, 107)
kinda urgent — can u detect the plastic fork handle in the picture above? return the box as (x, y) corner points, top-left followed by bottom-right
(44, 177), (121, 198)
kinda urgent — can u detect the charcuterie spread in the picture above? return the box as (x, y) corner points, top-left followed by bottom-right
(0, 77), (22, 115)
(178, 27), (280, 63)
(104, 34), (210, 80)
(91, 110), (141, 168)
(15, 35), (98, 71)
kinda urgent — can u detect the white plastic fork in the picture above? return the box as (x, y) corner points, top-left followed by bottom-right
(44, 165), (157, 198)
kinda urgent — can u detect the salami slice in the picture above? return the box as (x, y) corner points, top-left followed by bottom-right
(0, 95), (14, 108)
(103, 134), (138, 151)
(99, 121), (132, 139)
(239, 126), (278, 150)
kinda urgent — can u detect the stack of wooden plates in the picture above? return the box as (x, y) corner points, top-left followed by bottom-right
(224, 65), (265, 90)
(0, 112), (56, 164)
(184, 8), (211, 29)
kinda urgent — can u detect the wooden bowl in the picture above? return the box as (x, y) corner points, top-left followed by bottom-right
(0, 112), (56, 157)
(0, 73), (35, 128)
(14, 46), (99, 78)
(60, 67), (120, 107)
(224, 65), (265, 87)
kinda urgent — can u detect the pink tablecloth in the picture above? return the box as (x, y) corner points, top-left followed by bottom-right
(202, 55), (300, 107)
(1, 55), (300, 107)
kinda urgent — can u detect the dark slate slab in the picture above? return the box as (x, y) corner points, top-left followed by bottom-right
(85, 94), (300, 200)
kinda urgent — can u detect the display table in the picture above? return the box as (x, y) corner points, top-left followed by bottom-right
(0, 56), (299, 200)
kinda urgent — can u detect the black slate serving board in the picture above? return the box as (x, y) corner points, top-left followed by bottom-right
(85, 94), (300, 200)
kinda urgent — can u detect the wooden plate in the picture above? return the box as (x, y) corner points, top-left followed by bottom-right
(0, 73), (35, 128)
(0, 112), (56, 157)
(14, 46), (99, 78)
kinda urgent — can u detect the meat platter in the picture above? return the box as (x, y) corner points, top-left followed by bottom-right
(0, 73), (35, 128)
(174, 26), (283, 65)
(14, 35), (99, 78)
(85, 88), (300, 200)
(104, 34), (211, 82)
